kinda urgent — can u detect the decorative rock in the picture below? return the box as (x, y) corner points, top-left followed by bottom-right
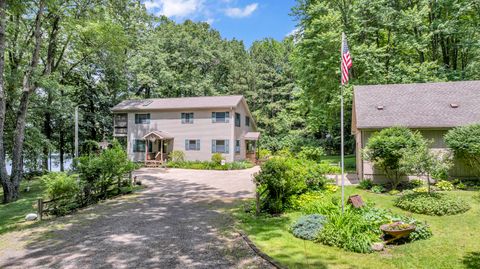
(371, 242), (384, 251)
(25, 213), (38, 221)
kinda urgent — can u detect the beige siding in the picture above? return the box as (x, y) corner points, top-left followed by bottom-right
(233, 102), (256, 161)
(127, 108), (233, 162)
(358, 128), (476, 180)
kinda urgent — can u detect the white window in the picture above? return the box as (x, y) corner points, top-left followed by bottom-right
(212, 112), (230, 123)
(212, 140), (229, 153)
(135, 114), (150, 124)
(235, 140), (240, 153)
(185, 139), (200, 151)
(235, 113), (241, 127)
(181, 112), (194, 124)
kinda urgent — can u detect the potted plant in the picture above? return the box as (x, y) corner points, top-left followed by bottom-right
(380, 222), (416, 243)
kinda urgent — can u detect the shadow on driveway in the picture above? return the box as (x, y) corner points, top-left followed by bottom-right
(0, 169), (271, 269)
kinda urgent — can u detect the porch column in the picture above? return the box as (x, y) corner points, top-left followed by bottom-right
(160, 139), (164, 162)
(145, 139), (148, 163)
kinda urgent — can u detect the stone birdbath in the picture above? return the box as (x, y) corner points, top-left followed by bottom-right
(380, 222), (416, 243)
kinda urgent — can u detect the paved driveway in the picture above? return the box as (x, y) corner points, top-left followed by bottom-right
(0, 167), (272, 269)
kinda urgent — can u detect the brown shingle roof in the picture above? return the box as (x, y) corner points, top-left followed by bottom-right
(111, 95), (244, 112)
(353, 81), (480, 129)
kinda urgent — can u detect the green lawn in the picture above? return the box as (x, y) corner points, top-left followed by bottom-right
(320, 155), (356, 173)
(233, 187), (480, 269)
(0, 179), (45, 234)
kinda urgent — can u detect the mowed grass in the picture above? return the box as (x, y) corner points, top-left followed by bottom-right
(321, 155), (356, 173)
(0, 179), (45, 234)
(233, 187), (480, 269)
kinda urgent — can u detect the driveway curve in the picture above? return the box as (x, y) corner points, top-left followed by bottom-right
(0, 167), (272, 269)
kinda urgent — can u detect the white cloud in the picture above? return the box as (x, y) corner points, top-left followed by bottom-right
(144, 0), (204, 18)
(225, 3), (258, 18)
(286, 28), (299, 37)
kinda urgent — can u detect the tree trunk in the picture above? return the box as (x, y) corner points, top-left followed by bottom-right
(42, 15), (60, 171)
(9, 0), (45, 201)
(0, 0), (9, 203)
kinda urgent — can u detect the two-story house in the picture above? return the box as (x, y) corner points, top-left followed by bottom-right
(111, 95), (259, 164)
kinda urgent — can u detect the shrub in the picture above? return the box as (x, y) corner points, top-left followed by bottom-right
(167, 160), (253, 170)
(394, 192), (471, 215)
(297, 146), (325, 162)
(42, 172), (79, 200)
(170, 150), (185, 162)
(371, 185), (385, 193)
(413, 186), (429, 193)
(211, 153), (224, 164)
(436, 180), (454, 191)
(408, 179), (424, 188)
(258, 149), (272, 159)
(325, 184), (338, 193)
(254, 157), (329, 213)
(291, 191), (325, 210)
(290, 214), (327, 241)
(316, 209), (378, 253)
(445, 124), (480, 177)
(363, 127), (426, 190)
(75, 140), (136, 202)
(388, 189), (400, 195)
(456, 182), (468, 190)
(358, 179), (373, 190)
(41, 172), (79, 215)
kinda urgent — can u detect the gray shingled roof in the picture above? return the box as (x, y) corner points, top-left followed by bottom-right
(354, 81), (480, 129)
(111, 95), (244, 112)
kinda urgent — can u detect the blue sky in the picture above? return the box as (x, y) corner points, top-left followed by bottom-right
(143, 0), (298, 48)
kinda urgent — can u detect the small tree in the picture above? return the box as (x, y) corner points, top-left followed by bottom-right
(363, 127), (424, 190)
(445, 124), (480, 177)
(399, 139), (453, 193)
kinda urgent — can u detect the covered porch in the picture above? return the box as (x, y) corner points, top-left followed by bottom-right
(143, 131), (174, 167)
(243, 132), (260, 163)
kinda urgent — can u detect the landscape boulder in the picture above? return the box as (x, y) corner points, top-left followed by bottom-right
(25, 213), (38, 221)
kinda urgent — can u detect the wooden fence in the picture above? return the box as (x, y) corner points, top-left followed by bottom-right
(37, 172), (134, 219)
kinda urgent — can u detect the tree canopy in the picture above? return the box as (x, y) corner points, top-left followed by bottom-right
(1, 0), (480, 202)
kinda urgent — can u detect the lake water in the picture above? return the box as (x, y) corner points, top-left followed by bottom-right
(5, 154), (73, 175)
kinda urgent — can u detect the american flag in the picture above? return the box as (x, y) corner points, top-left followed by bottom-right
(341, 33), (352, 85)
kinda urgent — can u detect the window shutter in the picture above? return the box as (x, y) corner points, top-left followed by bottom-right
(225, 112), (230, 123)
(212, 140), (216, 153)
(196, 139), (200, 150)
(181, 113), (186, 124)
(185, 139), (189, 151)
(225, 140), (229, 153)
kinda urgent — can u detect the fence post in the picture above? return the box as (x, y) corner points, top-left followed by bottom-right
(129, 171), (133, 184)
(37, 199), (43, 221)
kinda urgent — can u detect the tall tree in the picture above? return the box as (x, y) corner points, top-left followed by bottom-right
(0, 0), (9, 202)
(8, 0), (45, 202)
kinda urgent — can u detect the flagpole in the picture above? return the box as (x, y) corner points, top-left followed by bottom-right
(340, 33), (345, 214)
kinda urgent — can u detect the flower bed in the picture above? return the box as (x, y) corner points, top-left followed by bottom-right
(394, 192), (470, 216)
(288, 192), (432, 253)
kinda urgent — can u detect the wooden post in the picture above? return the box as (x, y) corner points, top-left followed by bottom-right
(37, 199), (43, 221)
